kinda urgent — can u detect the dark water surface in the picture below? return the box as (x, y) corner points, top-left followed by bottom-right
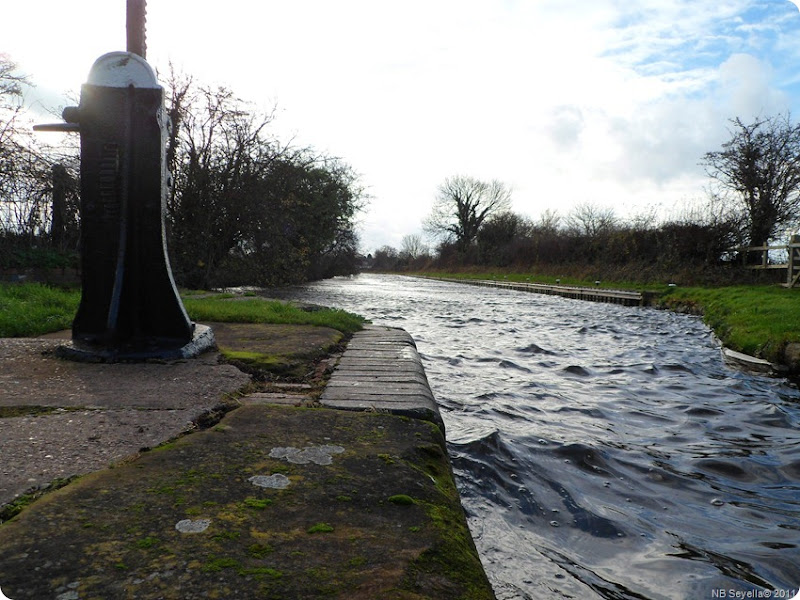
(273, 274), (800, 600)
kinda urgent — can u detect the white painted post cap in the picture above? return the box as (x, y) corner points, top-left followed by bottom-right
(86, 51), (159, 89)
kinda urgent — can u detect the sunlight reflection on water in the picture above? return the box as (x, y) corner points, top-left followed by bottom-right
(274, 274), (800, 600)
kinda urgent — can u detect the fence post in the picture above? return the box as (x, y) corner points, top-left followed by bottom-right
(790, 235), (800, 287)
(50, 164), (68, 252)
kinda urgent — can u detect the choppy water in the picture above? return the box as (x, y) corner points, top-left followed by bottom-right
(273, 274), (800, 600)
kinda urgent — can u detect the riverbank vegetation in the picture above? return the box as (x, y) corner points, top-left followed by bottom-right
(658, 285), (800, 361)
(0, 55), (365, 289)
(377, 113), (800, 286)
(375, 201), (751, 286)
(0, 284), (364, 338)
(164, 69), (366, 289)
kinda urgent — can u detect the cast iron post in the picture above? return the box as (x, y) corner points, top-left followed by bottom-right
(35, 13), (214, 360)
(68, 52), (196, 356)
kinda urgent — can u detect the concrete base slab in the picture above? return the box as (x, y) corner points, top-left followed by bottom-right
(55, 324), (216, 363)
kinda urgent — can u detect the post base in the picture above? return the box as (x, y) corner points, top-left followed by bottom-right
(55, 324), (216, 363)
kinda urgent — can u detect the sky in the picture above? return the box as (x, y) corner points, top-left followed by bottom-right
(5, 1), (800, 253)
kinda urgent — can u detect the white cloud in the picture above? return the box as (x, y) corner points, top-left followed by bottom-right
(6, 0), (800, 252)
(717, 53), (788, 118)
(546, 106), (586, 150)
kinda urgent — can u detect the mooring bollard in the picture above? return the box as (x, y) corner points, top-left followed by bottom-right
(35, 52), (214, 361)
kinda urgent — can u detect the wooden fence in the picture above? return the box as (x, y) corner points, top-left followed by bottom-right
(733, 236), (800, 287)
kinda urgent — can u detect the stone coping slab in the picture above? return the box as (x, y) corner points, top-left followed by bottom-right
(0, 404), (493, 600)
(320, 326), (445, 433)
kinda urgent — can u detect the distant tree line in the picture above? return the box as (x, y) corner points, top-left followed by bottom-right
(0, 55), (365, 288)
(380, 114), (800, 285)
(375, 200), (742, 284)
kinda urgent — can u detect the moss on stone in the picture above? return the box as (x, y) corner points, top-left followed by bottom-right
(388, 494), (415, 506)
(243, 497), (272, 510)
(307, 522), (334, 534)
(0, 405), (493, 599)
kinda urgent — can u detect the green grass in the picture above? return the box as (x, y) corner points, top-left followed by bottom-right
(659, 285), (800, 361)
(0, 285), (364, 338)
(0, 283), (80, 337)
(182, 296), (365, 334)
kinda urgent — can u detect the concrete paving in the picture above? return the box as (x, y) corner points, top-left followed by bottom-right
(0, 336), (249, 506)
(0, 323), (493, 599)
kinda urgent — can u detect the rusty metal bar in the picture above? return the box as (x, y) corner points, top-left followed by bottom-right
(127, 0), (147, 58)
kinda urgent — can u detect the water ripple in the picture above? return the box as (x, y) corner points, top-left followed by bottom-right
(275, 274), (800, 599)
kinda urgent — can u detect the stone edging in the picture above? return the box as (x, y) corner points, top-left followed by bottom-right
(320, 325), (445, 433)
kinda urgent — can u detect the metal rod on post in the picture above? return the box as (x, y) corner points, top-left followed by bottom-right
(127, 0), (147, 58)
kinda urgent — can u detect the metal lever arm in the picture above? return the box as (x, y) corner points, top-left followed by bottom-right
(33, 123), (80, 133)
(33, 106), (81, 133)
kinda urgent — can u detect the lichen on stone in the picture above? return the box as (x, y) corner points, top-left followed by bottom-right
(175, 518), (211, 533)
(248, 473), (291, 489)
(269, 445), (344, 465)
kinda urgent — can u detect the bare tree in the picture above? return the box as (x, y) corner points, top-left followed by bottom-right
(0, 54), (28, 234)
(627, 206), (658, 231)
(162, 69), (365, 287)
(164, 78), (282, 286)
(566, 202), (618, 237)
(424, 175), (512, 252)
(0, 54), (26, 107)
(535, 208), (561, 233)
(0, 54), (72, 245)
(400, 233), (429, 260)
(372, 245), (399, 270)
(702, 114), (800, 246)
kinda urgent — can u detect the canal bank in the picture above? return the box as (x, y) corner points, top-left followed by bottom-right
(416, 275), (800, 376)
(419, 276), (654, 306)
(0, 324), (494, 599)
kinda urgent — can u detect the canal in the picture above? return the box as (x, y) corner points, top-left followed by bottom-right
(274, 274), (800, 600)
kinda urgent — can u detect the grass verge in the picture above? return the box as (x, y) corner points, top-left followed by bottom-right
(0, 285), (365, 338)
(182, 295), (365, 335)
(415, 269), (674, 292)
(658, 285), (800, 362)
(0, 283), (80, 337)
